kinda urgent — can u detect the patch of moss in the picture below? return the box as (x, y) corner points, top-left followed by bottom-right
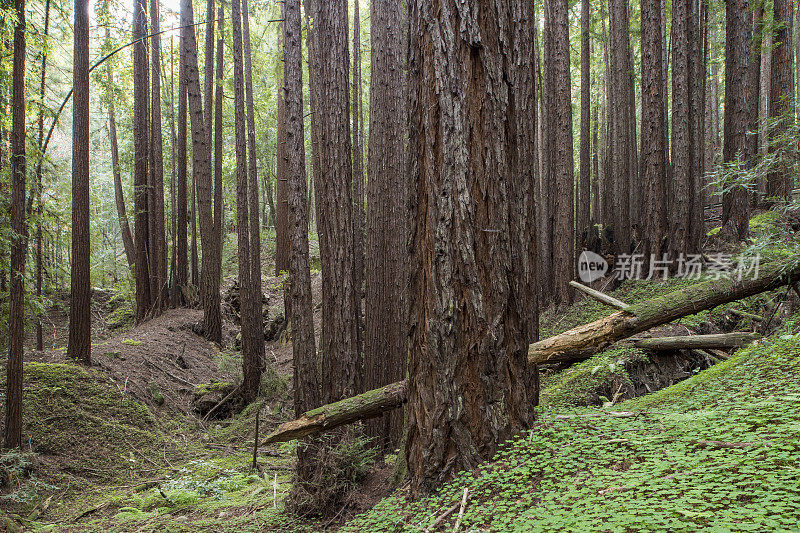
(121, 339), (141, 346)
(748, 209), (781, 235)
(193, 381), (234, 399)
(6, 363), (160, 477)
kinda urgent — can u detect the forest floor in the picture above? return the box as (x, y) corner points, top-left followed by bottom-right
(2, 212), (800, 531)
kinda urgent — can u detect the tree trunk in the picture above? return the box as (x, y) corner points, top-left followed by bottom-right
(405, 0), (538, 496)
(69, 0), (91, 364)
(231, 0), (261, 402)
(168, 37), (178, 307)
(768, 0), (794, 200)
(690, 0), (707, 249)
(308, 0), (360, 403)
(133, 0), (152, 321)
(640, 0), (667, 261)
(177, 25), (189, 303)
(4, 0), (26, 449)
(546, 0), (575, 305)
(579, 0), (591, 246)
(181, 0), (218, 344)
(609, 0), (632, 253)
(721, 0), (754, 240)
(352, 0), (365, 349)
(539, 14), (554, 303)
(600, 0), (614, 230)
(242, 0), (265, 392)
(106, 54), (135, 271)
(284, 0), (320, 485)
(213, 3), (224, 309)
(204, 0), (214, 143)
(671, 0), (697, 259)
(34, 0), (51, 352)
(274, 5), (289, 275)
(364, 0), (407, 450)
(150, 0), (167, 313)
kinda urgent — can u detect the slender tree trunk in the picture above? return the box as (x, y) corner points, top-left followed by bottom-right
(232, 0), (260, 402)
(204, 0), (215, 142)
(169, 37), (179, 307)
(600, 0), (614, 231)
(691, 0), (707, 247)
(213, 4), (224, 292)
(107, 63), (135, 270)
(721, 0), (753, 240)
(546, 0), (575, 304)
(759, 29), (773, 155)
(191, 168), (199, 285)
(177, 27), (189, 302)
(579, 0), (591, 245)
(641, 0), (668, 262)
(364, 0), (406, 449)
(768, 0), (794, 200)
(284, 0), (319, 481)
(243, 0), (264, 383)
(35, 0), (51, 352)
(4, 0), (26, 448)
(181, 0), (219, 343)
(591, 104), (600, 222)
(406, 0), (538, 495)
(151, 0), (167, 313)
(352, 0), (365, 347)
(274, 4), (289, 275)
(542, 7), (556, 304)
(133, 0), (152, 321)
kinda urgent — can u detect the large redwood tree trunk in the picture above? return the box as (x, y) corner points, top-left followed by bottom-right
(405, 0), (538, 496)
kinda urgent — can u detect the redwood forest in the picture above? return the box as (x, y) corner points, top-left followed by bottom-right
(1, 0), (800, 530)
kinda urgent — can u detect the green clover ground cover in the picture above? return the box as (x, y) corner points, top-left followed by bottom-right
(342, 325), (800, 532)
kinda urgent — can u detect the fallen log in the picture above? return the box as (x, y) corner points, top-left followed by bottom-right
(728, 308), (764, 322)
(265, 260), (800, 443)
(635, 332), (761, 351)
(569, 281), (630, 310)
(262, 381), (407, 444)
(528, 260), (800, 363)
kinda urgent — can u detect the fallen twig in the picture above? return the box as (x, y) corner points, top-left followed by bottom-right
(453, 487), (470, 532)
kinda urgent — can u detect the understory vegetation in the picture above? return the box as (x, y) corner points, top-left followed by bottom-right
(0, 211), (798, 531)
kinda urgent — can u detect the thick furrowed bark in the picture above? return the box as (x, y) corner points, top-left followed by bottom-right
(269, 261), (800, 442)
